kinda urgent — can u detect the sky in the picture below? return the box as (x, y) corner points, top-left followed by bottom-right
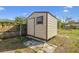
(0, 6), (79, 21)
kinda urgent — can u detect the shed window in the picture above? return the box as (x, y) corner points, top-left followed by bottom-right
(36, 16), (43, 24)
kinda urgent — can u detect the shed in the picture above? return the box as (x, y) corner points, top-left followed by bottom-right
(27, 12), (57, 41)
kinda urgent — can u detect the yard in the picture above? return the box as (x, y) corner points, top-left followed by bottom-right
(48, 29), (79, 53)
(0, 29), (79, 53)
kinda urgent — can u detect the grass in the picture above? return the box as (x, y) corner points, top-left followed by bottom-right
(0, 37), (25, 52)
(0, 36), (35, 52)
(0, 29), (79, 53)
(59, 29), (79, 40)
(15, 48), (34, 53)
(48, 29), (79, 53)
(59, 29), (79, 35)
(16, 36), (27, 42)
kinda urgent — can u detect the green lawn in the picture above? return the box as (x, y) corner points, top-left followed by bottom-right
(48, 29), (79, 53)
(59, 29), (79, 35)
(59, 29), (79, 40)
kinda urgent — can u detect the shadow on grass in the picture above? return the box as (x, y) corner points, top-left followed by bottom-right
(0, 36), (45, 52)
(0, 37), (27, 52)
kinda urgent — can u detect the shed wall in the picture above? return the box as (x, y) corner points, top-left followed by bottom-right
(47, 13), (57, 40)
(27, 18), (35, 35)
(27, 13), (47, 40)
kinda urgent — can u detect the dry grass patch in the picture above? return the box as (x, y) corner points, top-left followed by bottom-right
(15, 48), (35, 53)
(48, 29), (79, 53)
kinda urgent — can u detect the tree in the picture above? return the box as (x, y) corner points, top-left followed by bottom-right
(15, 16), (24, 36)
(65, 17), (76, 29)
(15, 17), (23, 25)
(57, 19), (65, 29)
(68, 20), (76, 29)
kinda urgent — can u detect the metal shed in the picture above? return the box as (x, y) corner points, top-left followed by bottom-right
(27, 12), (57, 41)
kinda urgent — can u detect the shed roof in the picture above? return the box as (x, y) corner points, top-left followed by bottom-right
(26, 11), (59, 20)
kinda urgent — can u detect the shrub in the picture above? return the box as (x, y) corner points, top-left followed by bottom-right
(16, 36), (26, 43)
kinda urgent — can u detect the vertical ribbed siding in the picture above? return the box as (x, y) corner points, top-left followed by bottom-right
(47, 13), (57, 39)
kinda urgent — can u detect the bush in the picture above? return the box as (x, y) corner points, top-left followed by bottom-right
(16, 36), (26, 43)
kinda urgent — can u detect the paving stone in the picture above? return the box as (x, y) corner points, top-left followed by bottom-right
(24, 39), (57, 53)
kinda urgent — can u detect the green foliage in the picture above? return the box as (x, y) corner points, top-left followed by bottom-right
(16, 36), (26, 43)
(16, 25), (20, 31)
(57, 20), (65, 29)
(59, 29), (79, 35)
(15, 16), (26, 25)
(15, 17), (22, 24)
(67, 20), (76, 29)
(15, 16), (26, 30)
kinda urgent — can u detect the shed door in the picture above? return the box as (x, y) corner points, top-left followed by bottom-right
(27, 18), (35, 36)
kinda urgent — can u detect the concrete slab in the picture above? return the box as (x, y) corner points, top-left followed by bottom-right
(24, 39), (57, 53)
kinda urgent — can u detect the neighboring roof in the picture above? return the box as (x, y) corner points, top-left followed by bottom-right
(26, 11), (59, 20)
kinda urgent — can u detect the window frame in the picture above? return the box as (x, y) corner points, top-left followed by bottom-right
(36, 16), (43, 24)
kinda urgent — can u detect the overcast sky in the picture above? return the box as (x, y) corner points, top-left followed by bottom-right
(0, 6), (79, 21)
